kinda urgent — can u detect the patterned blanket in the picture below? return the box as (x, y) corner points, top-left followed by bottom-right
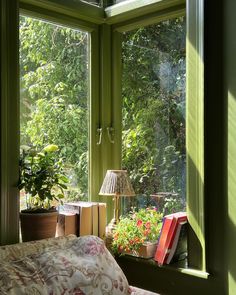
(0, 235), (159, 295)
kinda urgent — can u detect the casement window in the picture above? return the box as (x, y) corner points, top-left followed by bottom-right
(110, 0), (205, 273)
(19, 16), (90, 207)
(1, 0), (206, 278)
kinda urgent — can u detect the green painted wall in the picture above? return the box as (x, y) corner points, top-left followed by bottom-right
(0, 0), (20, 245)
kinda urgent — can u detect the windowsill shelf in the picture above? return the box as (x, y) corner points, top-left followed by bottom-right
(115, 254), (209, 279)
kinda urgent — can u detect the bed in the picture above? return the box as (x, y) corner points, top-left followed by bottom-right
(0, 235), (159, 295)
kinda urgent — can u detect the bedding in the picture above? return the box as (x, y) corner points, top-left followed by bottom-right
(0, 235), (160, 295)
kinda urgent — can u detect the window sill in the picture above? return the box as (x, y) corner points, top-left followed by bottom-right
(115, 254), (209, 279)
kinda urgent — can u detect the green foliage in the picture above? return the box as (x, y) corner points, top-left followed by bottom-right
(18, 144), (69, 211)
(19, 15), (186, 213)
(20, 16), (89, 200)
(122, 17), (186, 210)
(112, 207), (163, 254)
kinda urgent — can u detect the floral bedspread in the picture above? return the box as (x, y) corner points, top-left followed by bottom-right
(0, 235), (160, 295)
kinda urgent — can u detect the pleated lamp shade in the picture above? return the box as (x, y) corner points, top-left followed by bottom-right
(99, 170), (135, 197)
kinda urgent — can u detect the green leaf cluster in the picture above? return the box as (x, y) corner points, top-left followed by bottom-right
(122, 17), (186, 211)
(20, 16), (89, 200)
(18, 144), (69, 211)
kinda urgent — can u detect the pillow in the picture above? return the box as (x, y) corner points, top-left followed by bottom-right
(0, 235), (130, 295)
(0, 234), (77, 263)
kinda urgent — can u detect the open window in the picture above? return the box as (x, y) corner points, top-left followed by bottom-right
(1, 0), (206, 280)
(110, 0), (205, 274)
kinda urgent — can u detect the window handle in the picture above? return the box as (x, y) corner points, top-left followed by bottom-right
(107, 127), (114, 144)
(97, 128), (103, 145)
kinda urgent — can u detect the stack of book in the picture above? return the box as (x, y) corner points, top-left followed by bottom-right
(154, 212), (188, 265)
(56, 201), (107, 239)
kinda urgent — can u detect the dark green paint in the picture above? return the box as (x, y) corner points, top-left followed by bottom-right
(1, 0), (235, 294)
(0, 0), (20, 245)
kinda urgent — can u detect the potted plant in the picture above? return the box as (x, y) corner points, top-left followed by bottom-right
(18, 144), (69, 242)
(111, 207), (163, 258)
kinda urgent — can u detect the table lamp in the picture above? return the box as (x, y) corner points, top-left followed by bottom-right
(99, 170), (135, 231)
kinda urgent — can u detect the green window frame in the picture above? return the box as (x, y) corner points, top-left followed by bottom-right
(108, 0), (205, 273)
(0, 0), (206, 276)
(0, 0), (103, 244)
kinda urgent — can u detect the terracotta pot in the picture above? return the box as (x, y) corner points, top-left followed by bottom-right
(120, 242), (157, 259)
(20, 211), (58, 242)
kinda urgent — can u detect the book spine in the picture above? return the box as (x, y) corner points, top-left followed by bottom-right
(154, 217), (175, 264)
(56, 213), (77, 237)
(98, 203), (107, 239)
(92, 204), (99, 236)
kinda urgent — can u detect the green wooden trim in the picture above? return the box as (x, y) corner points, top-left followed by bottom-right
(226, 1), (236, 293)
(99, 24), (113, 223)
(186, 0), (205, 270)
(177, 267), (209, 279)
(20, 3), (101, 205)
(105, 0), (185, 24)
(228, 82), (236, 295)
(89, 29), (101, 202)
(116, 255), (214, 294)
(113, 5), (185, 33)
(20, 0), (105, 25)
(111, 31), (122, 169)
(0, 0), (20, 245)
(20, 4), (100, 32)
(118, 254), (209, 279)
(112, 0), (206, 273)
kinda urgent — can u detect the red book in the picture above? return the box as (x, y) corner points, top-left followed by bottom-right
(166, 220), (188, 264)
(164, 212), (187, 262)
(154, 212), (187, 265)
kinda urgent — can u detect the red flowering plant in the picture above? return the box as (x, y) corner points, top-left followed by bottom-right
(111, 207), (163, 255)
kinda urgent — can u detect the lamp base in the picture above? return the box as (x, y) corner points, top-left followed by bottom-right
(105, 218), (117, 251)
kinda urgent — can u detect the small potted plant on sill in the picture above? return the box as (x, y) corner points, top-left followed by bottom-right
(111, 207), (163, 259)
(18, 144), (69, 242)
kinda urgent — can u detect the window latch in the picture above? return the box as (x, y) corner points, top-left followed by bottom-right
(97, 128), (103, 145)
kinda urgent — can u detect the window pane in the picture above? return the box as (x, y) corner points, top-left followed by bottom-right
(122, 17), (186, 215)
(20, 16), (89, 210)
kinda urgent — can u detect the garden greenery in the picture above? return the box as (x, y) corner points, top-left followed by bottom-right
(111, 208), (163, 254)
(18, 144), (69, 212)
(20, 15), (186, 212)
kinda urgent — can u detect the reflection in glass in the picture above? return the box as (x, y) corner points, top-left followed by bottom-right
(121, 17), (186, 215)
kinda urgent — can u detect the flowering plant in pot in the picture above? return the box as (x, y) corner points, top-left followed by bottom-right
(111, 207), (163, 258)
(18, 144), (69, 241)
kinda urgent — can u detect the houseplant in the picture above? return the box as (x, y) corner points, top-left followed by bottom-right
(18, 144), (69, 241)
(111, 207), (163, 258)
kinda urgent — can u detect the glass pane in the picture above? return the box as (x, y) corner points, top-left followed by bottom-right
(122, 16), (186, 216)
(20, 16), (89, 210)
